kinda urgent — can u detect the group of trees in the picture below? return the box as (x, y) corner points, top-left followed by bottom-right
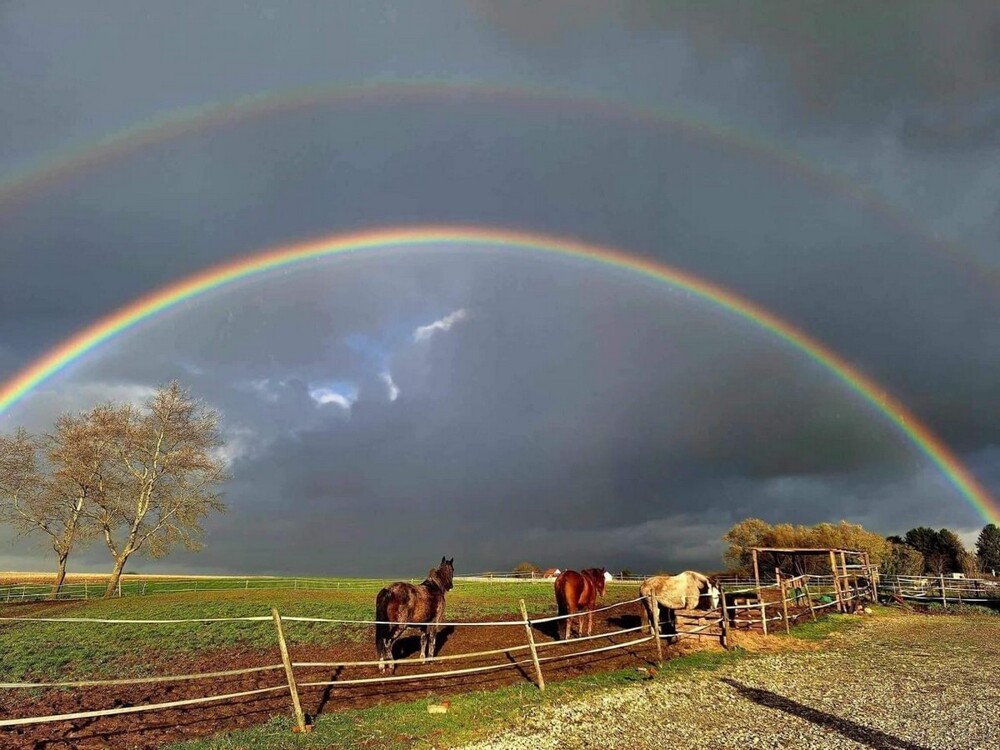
(0, 382), (228, 597)
(723, 518), (1000, 579)
(888, 525), (1000, 577)
(722, 518), (892, 575)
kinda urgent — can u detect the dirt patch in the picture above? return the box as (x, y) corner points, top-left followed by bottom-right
(726, 629), (821, 653)
(0, 600), (720, 749)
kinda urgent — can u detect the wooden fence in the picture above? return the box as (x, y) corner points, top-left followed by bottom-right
(0, 595), (671, 731)
(0, 573), (888, 734)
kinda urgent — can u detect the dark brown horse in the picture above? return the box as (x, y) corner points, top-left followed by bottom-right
(553, 567), (606, 640)
(375, 557), (454, 674)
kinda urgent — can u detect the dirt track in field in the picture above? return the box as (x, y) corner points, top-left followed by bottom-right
(0, 599), (685, 749)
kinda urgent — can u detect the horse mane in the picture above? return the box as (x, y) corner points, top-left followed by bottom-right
(423, 557), (454, 592)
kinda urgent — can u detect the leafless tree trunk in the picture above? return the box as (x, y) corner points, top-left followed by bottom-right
(89, 382), (228, 598)
(1, 426), (100, 598)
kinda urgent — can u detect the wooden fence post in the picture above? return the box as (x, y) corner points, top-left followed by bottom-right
(940, 574), (947, 607)
(719, 587), (730, 650)
(802, 577), (817, 621)
(776, 569), (790, 634)
(828, 551), (843, 613)
(752, 549), (768, 636)
(271, 608), (308, 733)
(649, 595), (664, 663)
(518, 599), (545, 691)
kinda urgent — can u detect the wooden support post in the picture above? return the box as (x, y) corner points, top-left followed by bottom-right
(752, 549), (768, 636)
(649, 595), (664, 664)
(719, 586), (730, 650)
(839, 551), (850, 610)
(272, 608), (308, 733)
(776, 569), (790, 634)
(828, 551), (843, 613)
(940, 574), (947, 607)
(802, 577), (817, 621)
(518, 599), (545, 691)
(865, 552), (878, 602)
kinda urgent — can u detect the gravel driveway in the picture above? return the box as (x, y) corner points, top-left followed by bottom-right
(459, 613), (1000, 749)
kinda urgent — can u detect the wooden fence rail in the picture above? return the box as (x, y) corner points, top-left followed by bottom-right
(0, 573), (903, 734)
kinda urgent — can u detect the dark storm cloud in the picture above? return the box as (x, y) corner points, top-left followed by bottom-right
(33, 255), (950, 575)
(474, 1), (1000, 138)
(2, 2), (999, 575)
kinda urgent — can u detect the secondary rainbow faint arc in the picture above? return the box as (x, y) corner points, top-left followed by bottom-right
(0, 225), (996, 524)
(1, 79), (997, 291)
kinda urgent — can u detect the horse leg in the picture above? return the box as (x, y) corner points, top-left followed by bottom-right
(427, 622), (438, 659)
(587, 607), (594, 637)
(378, 626), (396, 674)
(668, 608), (679, 644)
(640, 598), (652, 636)
(419, 625), (429, 663)
(385, 625), (405, 674)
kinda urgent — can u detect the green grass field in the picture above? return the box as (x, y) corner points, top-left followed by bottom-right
(0, 578), (638, 682)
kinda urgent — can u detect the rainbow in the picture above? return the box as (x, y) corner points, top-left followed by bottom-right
(0, 225), (997, 524)
(0, 79), (996, 289)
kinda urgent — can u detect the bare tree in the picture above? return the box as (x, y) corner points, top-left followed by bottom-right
(0, 423), (102, 596)
(88, 382), (228, 598)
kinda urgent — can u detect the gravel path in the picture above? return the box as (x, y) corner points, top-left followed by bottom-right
(459, 613), (1000, 749)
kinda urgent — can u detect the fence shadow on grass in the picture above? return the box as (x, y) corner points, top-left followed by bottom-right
(312, 625), (457, 715)
(720, 678), (932, 750)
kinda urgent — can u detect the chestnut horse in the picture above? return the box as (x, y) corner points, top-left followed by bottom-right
(554, 567), (607, 640)
(375, 557), (454, 674)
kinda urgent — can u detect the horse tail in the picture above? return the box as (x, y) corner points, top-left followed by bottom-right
(555, 577), (570, 617)
(375, 587), (393, 659)
(554, 576), (570, 639)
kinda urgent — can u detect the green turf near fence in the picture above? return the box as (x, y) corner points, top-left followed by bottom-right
(0, 581), (636, 682)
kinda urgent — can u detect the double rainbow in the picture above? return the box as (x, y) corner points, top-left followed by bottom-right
(0, 225), (996, 524)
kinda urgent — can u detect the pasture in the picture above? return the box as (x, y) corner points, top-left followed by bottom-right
(0, 575), (654, 748)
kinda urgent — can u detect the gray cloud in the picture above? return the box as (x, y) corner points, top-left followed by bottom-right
(1, 2), (998, 576)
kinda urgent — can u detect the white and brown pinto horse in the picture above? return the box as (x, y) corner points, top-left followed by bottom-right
(639, 570), (720, 640)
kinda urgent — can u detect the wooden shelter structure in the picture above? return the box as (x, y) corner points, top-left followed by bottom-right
(748, 547), (878, 634)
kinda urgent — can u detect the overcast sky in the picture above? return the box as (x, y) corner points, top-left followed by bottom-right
(2, 1), (1000, 576)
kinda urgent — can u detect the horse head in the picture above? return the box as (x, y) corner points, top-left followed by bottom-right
(437, 556), (455, 591)
(706, 582), (721, 610)
(581, 567), (607, 597)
